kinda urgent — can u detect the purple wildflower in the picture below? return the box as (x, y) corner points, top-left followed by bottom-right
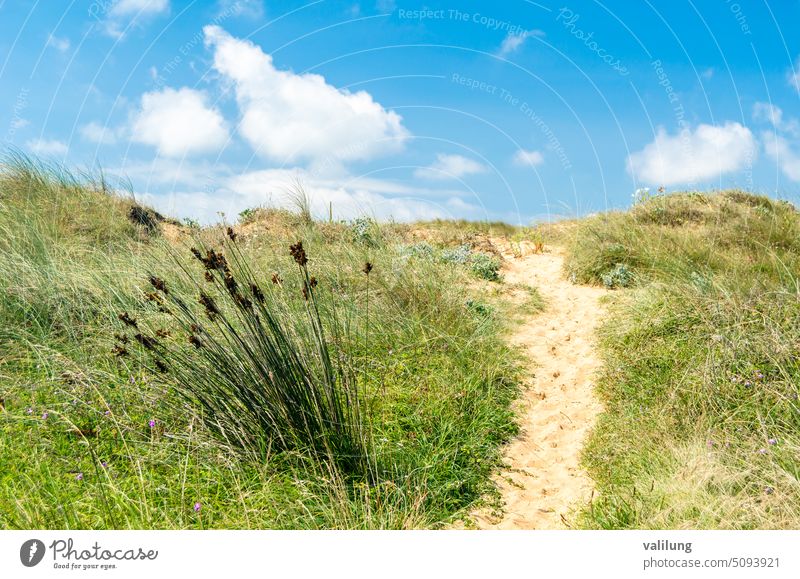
(193, 502), (202, 513)
(148, 419), (156, 428)
(758, 448), (768, 454)
(755, 371), (764, 380)
(744, 380), (752, 388)
(101, 461), (108, 468)
(706, 440), (714, 448)
(75, 473), (83, 481)
(42, 412), (48, 420)
(765, 486), (774, 495)
(104, 410), (111, 416)
(26, 407), (33, 415)
(768, 438), (777, 445)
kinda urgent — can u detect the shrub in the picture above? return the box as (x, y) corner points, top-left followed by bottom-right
(470, 253), (502, 281)
(238, 207), (258, 224)
(440, 244), (471, 265)
(600, 263), (633, 289)
(401, 242), (435, 260)
(350, 217), (381, 247)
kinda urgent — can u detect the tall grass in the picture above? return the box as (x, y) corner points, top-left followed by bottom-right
(565, 191), (800, 529)
(0, 154), (521, 529)
(117, 233), (370, 473)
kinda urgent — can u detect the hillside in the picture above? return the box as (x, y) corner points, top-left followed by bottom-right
(1, 155), (798, 529)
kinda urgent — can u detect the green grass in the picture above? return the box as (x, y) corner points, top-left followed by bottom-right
(564, 191), (800, 529)
(0, 155), (523, 529)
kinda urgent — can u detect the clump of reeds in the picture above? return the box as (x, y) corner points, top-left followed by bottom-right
(114, 230), (369, 474)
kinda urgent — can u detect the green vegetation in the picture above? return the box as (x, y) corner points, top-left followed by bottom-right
(5, 150), (797, 531)
(565, 191), (800, 529)
(0, 155), (521, 529)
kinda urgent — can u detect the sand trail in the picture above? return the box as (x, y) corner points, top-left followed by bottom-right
(473, 243), (607, 529)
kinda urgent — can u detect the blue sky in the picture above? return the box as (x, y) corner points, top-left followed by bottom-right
(2, 0), (800, 224)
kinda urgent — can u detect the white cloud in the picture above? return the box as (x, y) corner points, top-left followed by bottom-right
(99, 0), (170, 38)
(753, 102), (799, 137)
(216, 0), (263, 19)
(701, 67), (714, 80)
(376, 0), (396, 12)
(763, 132), (800, 182)
(626, 122), (756, 186)
(80, 121), (122, 145)
(46, 34), (70, 52)
(139, 168), (484, 224)
(130, 87), (229, 157)
(203, 25), (408, 164)
(788, 56), (800, 92)
(513, 149), (544, 167)
(109, 0), (169, 17)
(26, 138), (68, 156)
(498, 29), (545, 56)
(414, 154), (488, 180)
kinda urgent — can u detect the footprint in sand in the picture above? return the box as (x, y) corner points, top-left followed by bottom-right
(472, 241), (608, 530)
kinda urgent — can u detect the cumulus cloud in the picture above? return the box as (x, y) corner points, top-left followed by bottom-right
(753, 102), (799, 137)
(498, 29), (545, 56)
(788, 56), (800, 92)
(513, 149), (544, 167)
(80, 121), (122, 145)
(26, 138), (68, 156)
(98, 0), (170, 38)
(203, 25), (408, 164)
(762, 132), (800, 182)
(414, 154), (487, 180)
(756, 103), (800, 182)
(46, 34), (70, 52)
(139, 168), (483, 224)
(130, 87), (229, 157)
(216, 0), (263, 19)
(626, 122), (756, 186)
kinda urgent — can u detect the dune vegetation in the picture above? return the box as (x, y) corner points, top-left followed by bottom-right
(559, 190), (800, 529)
(0, 155), (523, 529)
(2, 153), (798, 530)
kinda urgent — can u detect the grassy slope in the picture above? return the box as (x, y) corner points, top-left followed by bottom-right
(562, 191), (800, 529)
(0, 158), (525, 529)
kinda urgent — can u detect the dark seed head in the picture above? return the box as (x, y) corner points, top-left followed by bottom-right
(112, 345), (129, 357)
(198, 293), (220, 320)
(224, 273), (238, 294)
(134, 333), (158, 351)
(118, 312), (138, 328)
(149, 276), (168, 294)
(190, 247), (202, 261)
(250, 283), (265, 303)
(154, 360), (168, 373)
(226, 226), (237, 241)
(190, 323), (202, 334)
(189, 335), (203, 349)
(362, 262), (373, 275)
(309, 276), (318, 288)
(155, 328), (170, 339)
(114, 333), (129, 344)
(271, 273), (282, 285)
(204, 271), (214, 283)
(289, 241), (308, 266)
(145, 292), (162, 304)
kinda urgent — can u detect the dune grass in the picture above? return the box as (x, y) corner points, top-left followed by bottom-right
(0, 155), (522, 529)
(563, 191), (800, 529)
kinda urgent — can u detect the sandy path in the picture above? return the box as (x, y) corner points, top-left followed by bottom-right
(473, 243), (607, 529)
